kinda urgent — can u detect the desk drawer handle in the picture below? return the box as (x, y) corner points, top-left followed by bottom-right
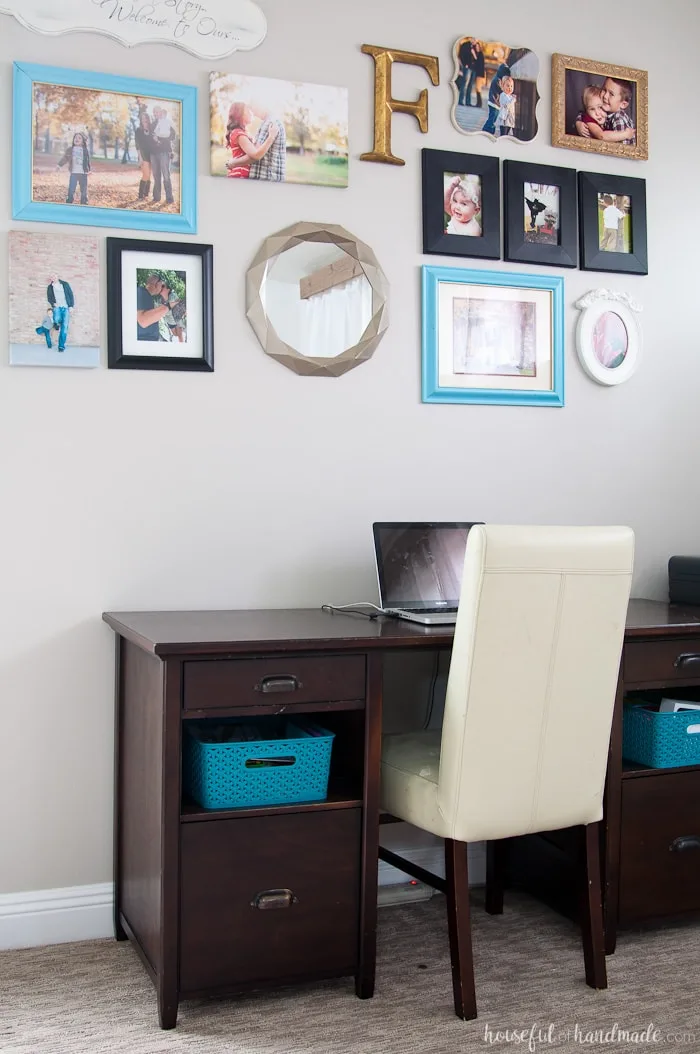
(673, 653), (700, 669)
(251, 888), (298, 910)
(255, 675), (302, 694)
(669, 836), (700, 853)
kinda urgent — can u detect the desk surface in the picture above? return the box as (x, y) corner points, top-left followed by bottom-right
(103, 598), (700, 657)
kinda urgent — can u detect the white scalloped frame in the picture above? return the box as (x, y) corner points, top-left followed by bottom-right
(575, 290), (642, 386)
(0, 1), (266, 59)
(246, 222), (389, 378)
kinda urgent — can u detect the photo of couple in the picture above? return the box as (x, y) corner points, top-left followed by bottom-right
(9, 231), (100, 368)
(210, 73), (349, 188)
(565, 70), (636, 147)
(452, 38), (539, 143)
(31, 83), (182, 213)
(136, 270), (187, 344)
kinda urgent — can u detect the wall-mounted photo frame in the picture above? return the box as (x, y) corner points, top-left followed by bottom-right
(421, 265), (564, 406)
(106, 238), (214, 371)
(575, 290), (641, 385)
(13, 62), (197, 234)
(421, 149), (500, 260)
(551, 54), (648, 161)
(503, 160), (577, 268)
(450, 38), (539, 143)
(579, 171), (648, 275)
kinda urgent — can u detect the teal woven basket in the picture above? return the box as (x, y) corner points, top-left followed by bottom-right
(183, 717), (335, 810)
(622, 702), (700, 768)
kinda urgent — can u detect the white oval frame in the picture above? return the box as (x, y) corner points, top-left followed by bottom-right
(575, 290), (642, 386)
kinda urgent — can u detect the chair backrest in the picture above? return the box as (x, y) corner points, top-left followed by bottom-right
(437, 524), (634, 843)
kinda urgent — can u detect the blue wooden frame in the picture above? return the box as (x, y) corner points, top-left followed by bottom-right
(13, 62), (197, 235)
(421, 265), (565, 406)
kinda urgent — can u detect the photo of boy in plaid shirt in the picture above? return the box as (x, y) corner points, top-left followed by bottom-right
(575, 76), (636, 145)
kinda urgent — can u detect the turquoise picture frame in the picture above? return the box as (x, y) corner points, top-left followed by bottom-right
(13, 62), (197, 235)
(422, 265), (564, 406)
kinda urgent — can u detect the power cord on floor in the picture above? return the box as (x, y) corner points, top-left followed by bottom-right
(423, 650), (441, 729)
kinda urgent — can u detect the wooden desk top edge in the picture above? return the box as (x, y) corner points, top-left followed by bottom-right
(103, 599), (700, 658)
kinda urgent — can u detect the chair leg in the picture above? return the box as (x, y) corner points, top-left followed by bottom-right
(444, 839), (477, 1020)
(485, 839), (509, 915)
(580, 822), (607, 990)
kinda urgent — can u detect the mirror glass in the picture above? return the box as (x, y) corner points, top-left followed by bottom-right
(262, 242), (373, 360)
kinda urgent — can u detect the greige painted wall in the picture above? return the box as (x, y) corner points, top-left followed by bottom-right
(1, 0), (698, 894)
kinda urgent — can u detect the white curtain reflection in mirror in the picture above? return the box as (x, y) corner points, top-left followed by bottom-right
(262, 242), (373, 359)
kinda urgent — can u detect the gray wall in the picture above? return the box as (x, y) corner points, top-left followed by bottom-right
(1, 0), (699, 894)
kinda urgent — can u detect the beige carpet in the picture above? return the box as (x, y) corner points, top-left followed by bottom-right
(1, 891), (698, 1054)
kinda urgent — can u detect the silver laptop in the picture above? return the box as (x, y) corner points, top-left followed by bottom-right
(372, 522), (480, 625)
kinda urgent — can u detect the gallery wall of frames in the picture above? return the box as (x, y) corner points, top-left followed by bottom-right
(7, 27), (649, 397)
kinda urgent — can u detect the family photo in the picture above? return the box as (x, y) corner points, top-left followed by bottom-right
(523, 182), (560, 245)
(451, 38), (539, 142)
(564, 68), (636, 147)
(598, 193), (632, 253)
(443, 172), (482, 237)
(30, 81), (182, 213)
(210, 73), (349, 187)
(9, 231), (100, 368)
(452, 296), (537, 377)
(136, 269), (187, 344)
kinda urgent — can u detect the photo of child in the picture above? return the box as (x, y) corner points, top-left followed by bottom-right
(598, 194), (632, 253)
(523, 183), (560, 245)
(443, 173), (482, 237)
(564, 69), (636, 147)
(451, 38), (539, 142)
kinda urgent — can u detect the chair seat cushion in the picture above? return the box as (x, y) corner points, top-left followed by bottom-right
(380, 730), (451, 838)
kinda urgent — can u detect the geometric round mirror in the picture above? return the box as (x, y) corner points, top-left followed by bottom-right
(246, 221), (389, 376)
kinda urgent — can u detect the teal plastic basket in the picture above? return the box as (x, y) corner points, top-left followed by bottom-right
(183, 717), (335, 810)
(622, 702), (700, 769)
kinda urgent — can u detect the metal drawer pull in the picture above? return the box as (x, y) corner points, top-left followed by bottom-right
(673, 653), (700, 669)
(669, 836), (700, 853)
(255, 675), (302, 694)
(251, 888), (298, 910)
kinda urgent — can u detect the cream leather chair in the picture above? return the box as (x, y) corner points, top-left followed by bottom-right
(379, 524), (634, 1020)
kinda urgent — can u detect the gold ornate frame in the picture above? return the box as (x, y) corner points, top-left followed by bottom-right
(245, 222), (389, 377)
(551, 54), (648, 161)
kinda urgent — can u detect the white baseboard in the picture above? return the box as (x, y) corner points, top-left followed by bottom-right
(0, 883), (114, 951)
(0, 845), (486, 951)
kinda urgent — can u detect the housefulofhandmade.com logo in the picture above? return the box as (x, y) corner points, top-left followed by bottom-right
(482, 1023), (697, 1050)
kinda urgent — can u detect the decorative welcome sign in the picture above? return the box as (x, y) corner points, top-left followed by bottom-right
(0, 0), (267, 58)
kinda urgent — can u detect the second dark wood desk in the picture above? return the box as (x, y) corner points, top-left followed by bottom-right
(104, 600), (700, 1028)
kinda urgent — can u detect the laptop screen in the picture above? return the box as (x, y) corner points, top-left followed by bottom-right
(373, 522), (479, 611)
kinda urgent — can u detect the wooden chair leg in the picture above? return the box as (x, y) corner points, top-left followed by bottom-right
(580, 822), (607, 990)
(444, 839), (477, 1020)
(485, 839), (509, 915)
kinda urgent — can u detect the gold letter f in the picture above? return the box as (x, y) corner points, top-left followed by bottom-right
(360, 44), (440, 166)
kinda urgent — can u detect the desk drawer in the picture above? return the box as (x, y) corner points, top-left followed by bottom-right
(624, 638), (700, 686)
(619, 771), (700, 925)
(183, 655), (366, 711)
(179, 810), (360, 993)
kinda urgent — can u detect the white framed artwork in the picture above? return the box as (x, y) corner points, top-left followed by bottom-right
(575, 289), (641, 386)
(0, 0), (266, 59)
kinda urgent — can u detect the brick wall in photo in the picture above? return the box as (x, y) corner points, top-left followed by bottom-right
(9, 231), (100, 346)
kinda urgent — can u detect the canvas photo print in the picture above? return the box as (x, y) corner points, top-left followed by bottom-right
(30, 80), (182, 213)
(9, 231), (100, 367)
(210, 73), (349, 187)
(451, 38), (539, 142)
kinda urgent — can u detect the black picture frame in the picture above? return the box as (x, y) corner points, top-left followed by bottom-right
(106, 237), (214, 371)
(421, 148), (500, 260)
(503, 160), (578, 268)
(578, 171), (648, 275)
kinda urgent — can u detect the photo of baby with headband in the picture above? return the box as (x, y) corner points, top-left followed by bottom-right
(443, 173), (482, 237)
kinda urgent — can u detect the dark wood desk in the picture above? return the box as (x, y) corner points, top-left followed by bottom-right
(104, 600), (700, 1028)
